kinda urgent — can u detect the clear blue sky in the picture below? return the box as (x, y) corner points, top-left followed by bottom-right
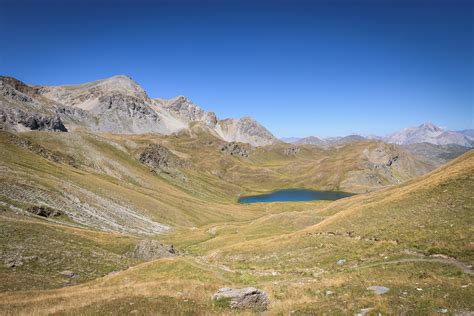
(1, 0), (472, 137)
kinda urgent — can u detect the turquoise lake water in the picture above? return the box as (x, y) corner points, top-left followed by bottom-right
(238, 189), (353, 204)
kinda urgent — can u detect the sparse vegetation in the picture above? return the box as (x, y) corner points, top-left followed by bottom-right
(0, 129), (472, 315)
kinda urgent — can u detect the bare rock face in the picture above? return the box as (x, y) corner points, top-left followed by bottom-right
(217, 116), (277, 147)
(1, 76), (42, 97)
(219, 142), (250, 157)
(364, 146), (400, 168)
(164, 96), (214, 125)
(95, 94), (159, 120)
(139, 143), (187, 171)
(126, 240), (177, 260)
(212, 287), (269, 311)
(0, 109), (67, 132)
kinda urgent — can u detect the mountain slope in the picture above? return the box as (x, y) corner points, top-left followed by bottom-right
(0, 129), (434, 237)
(208, 149), (473, 267)
(1, 150), (471, 315)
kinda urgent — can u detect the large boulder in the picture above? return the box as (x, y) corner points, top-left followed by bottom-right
(212, 287), (269, 311)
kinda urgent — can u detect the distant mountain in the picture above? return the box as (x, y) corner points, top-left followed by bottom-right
(280, 137), (301, 143)
(326, 134), (367, 146)
(402, 143), (472, 166)
(385, 122), (473, 147)
(0, 75), (277, 147)
(294, 136), (326, 146)
(289, 134), (367, 147)
(458, 129), (474, 138)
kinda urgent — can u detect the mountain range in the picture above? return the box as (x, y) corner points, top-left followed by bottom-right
(2, 75), (472, 149)
(0, 75), (276, 147)
(284, 122), (473, 148)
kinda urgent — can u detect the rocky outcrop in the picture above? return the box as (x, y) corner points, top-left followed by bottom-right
(219, 142), (250, 157)
(1, 81), (33, 103)
(284, 146), (300, 156)
(212, 287), (269, 311)
(21, 114), (67, 132)
(1, 76), (43, 97)
(0, 109), (67, 132)
(3, 253), (38, 268)
(139, 144), (187, 171)
(95, 94), (159, 120)
(27, 205), (63, 218)
(162, 96), (218, 128)
(126, 240), (177, 260)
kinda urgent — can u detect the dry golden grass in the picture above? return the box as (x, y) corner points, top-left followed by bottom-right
(0, 130), (472, 314)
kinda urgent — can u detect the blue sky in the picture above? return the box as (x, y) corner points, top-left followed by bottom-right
(1, 0), (472, 137)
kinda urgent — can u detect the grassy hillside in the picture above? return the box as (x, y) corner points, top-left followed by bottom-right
(0, 128), (472, 315)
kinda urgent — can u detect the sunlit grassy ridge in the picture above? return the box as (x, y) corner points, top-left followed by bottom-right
(0, 130), (472, 314)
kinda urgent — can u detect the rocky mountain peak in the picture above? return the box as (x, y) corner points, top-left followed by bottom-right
(35, 75), (149, 111)
(217, 116), (277, 147)
(85, 75), (148, 99)
(419, 122), (442, 132)
(385, 122), (473, 147)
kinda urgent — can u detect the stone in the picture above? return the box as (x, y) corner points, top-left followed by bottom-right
(212, 287), (269, 311)
(367, 286), (390, 295)
(355, 307), (374, 316)
(336, 259), (346, 265)
(59, 270), (75, 278)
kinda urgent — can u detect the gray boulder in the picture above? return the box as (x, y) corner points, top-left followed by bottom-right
(59, 270), (76, 278)
(212, 287), (269, 311)
(367, 285), (390, 295)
